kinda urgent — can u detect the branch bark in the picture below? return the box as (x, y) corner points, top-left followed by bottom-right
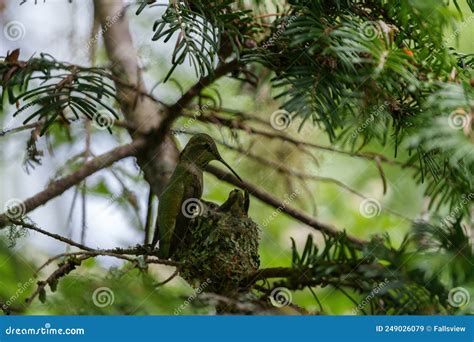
(194, 113), (409, 168)
(205, 165), (367, 247)
(0, 139), (145, 229)
(8, 219), (94, 251)
(158, 59), (240, 134)
(93, 0), (179, 197)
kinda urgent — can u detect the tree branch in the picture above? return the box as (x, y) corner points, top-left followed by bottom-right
(8, 219), (94, 251)
(0, 139), (146, 228)
(25, 255), (86, 305)
(158, 59), (240, 136)
(205, 165), (367, 247)
(193, 112), (410, 168)
(172, 60), (240, 112)
(215, 139), (413, 222)
(25, 248), (180, 306)
(93, 0), (179, 197)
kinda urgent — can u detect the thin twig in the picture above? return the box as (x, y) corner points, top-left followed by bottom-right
(217, 139), (367, 197)
(159, 59), (240, 134)
(0, 139), (146, 229)
(65, 186), (79, 252)
(9, 219), (94, 251)
(154, 269), (179, 287)
(144, 187), (154, 245)
(195, 113), (410, 168)
(26, 255), (89, 305)
(0, 122), (40, 137)
(216, 139), (413, 222)
(81, 121), (91, 245)
(205, 165), (367, 247)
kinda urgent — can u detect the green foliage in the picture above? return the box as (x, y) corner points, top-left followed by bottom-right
(1, 0), (473, 316)
(405, 80), (473, 212)
(142, 0), (257, 81)
(413, 219), (474, 286)
(286, 228), (465, 314)
(244, 0), (473, 211)
(31, 263), (213, 315)
(0, 52), (119, 134)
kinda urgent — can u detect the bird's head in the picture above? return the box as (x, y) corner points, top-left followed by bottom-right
(181, 133), (242, 181)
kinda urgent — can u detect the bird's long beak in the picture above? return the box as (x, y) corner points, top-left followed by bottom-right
(218, 158), (243, 182)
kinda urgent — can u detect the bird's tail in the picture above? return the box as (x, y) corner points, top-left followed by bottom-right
(151, 220), (160, 249)
(151, 220), (171, 259)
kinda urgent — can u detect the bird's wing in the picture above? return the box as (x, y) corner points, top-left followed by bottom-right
(156, 181), (185, 258)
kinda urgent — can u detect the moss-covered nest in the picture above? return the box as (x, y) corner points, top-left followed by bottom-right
(175, 189), (260, 293)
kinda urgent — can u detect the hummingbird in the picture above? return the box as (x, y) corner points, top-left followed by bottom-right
(219, 189), (250, 217)
(151, 133), (243, 259)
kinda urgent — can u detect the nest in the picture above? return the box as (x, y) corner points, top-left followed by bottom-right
(175, 190), (260, 293)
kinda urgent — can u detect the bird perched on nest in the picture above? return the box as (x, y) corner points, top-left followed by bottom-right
(151, 133), (243, 259)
